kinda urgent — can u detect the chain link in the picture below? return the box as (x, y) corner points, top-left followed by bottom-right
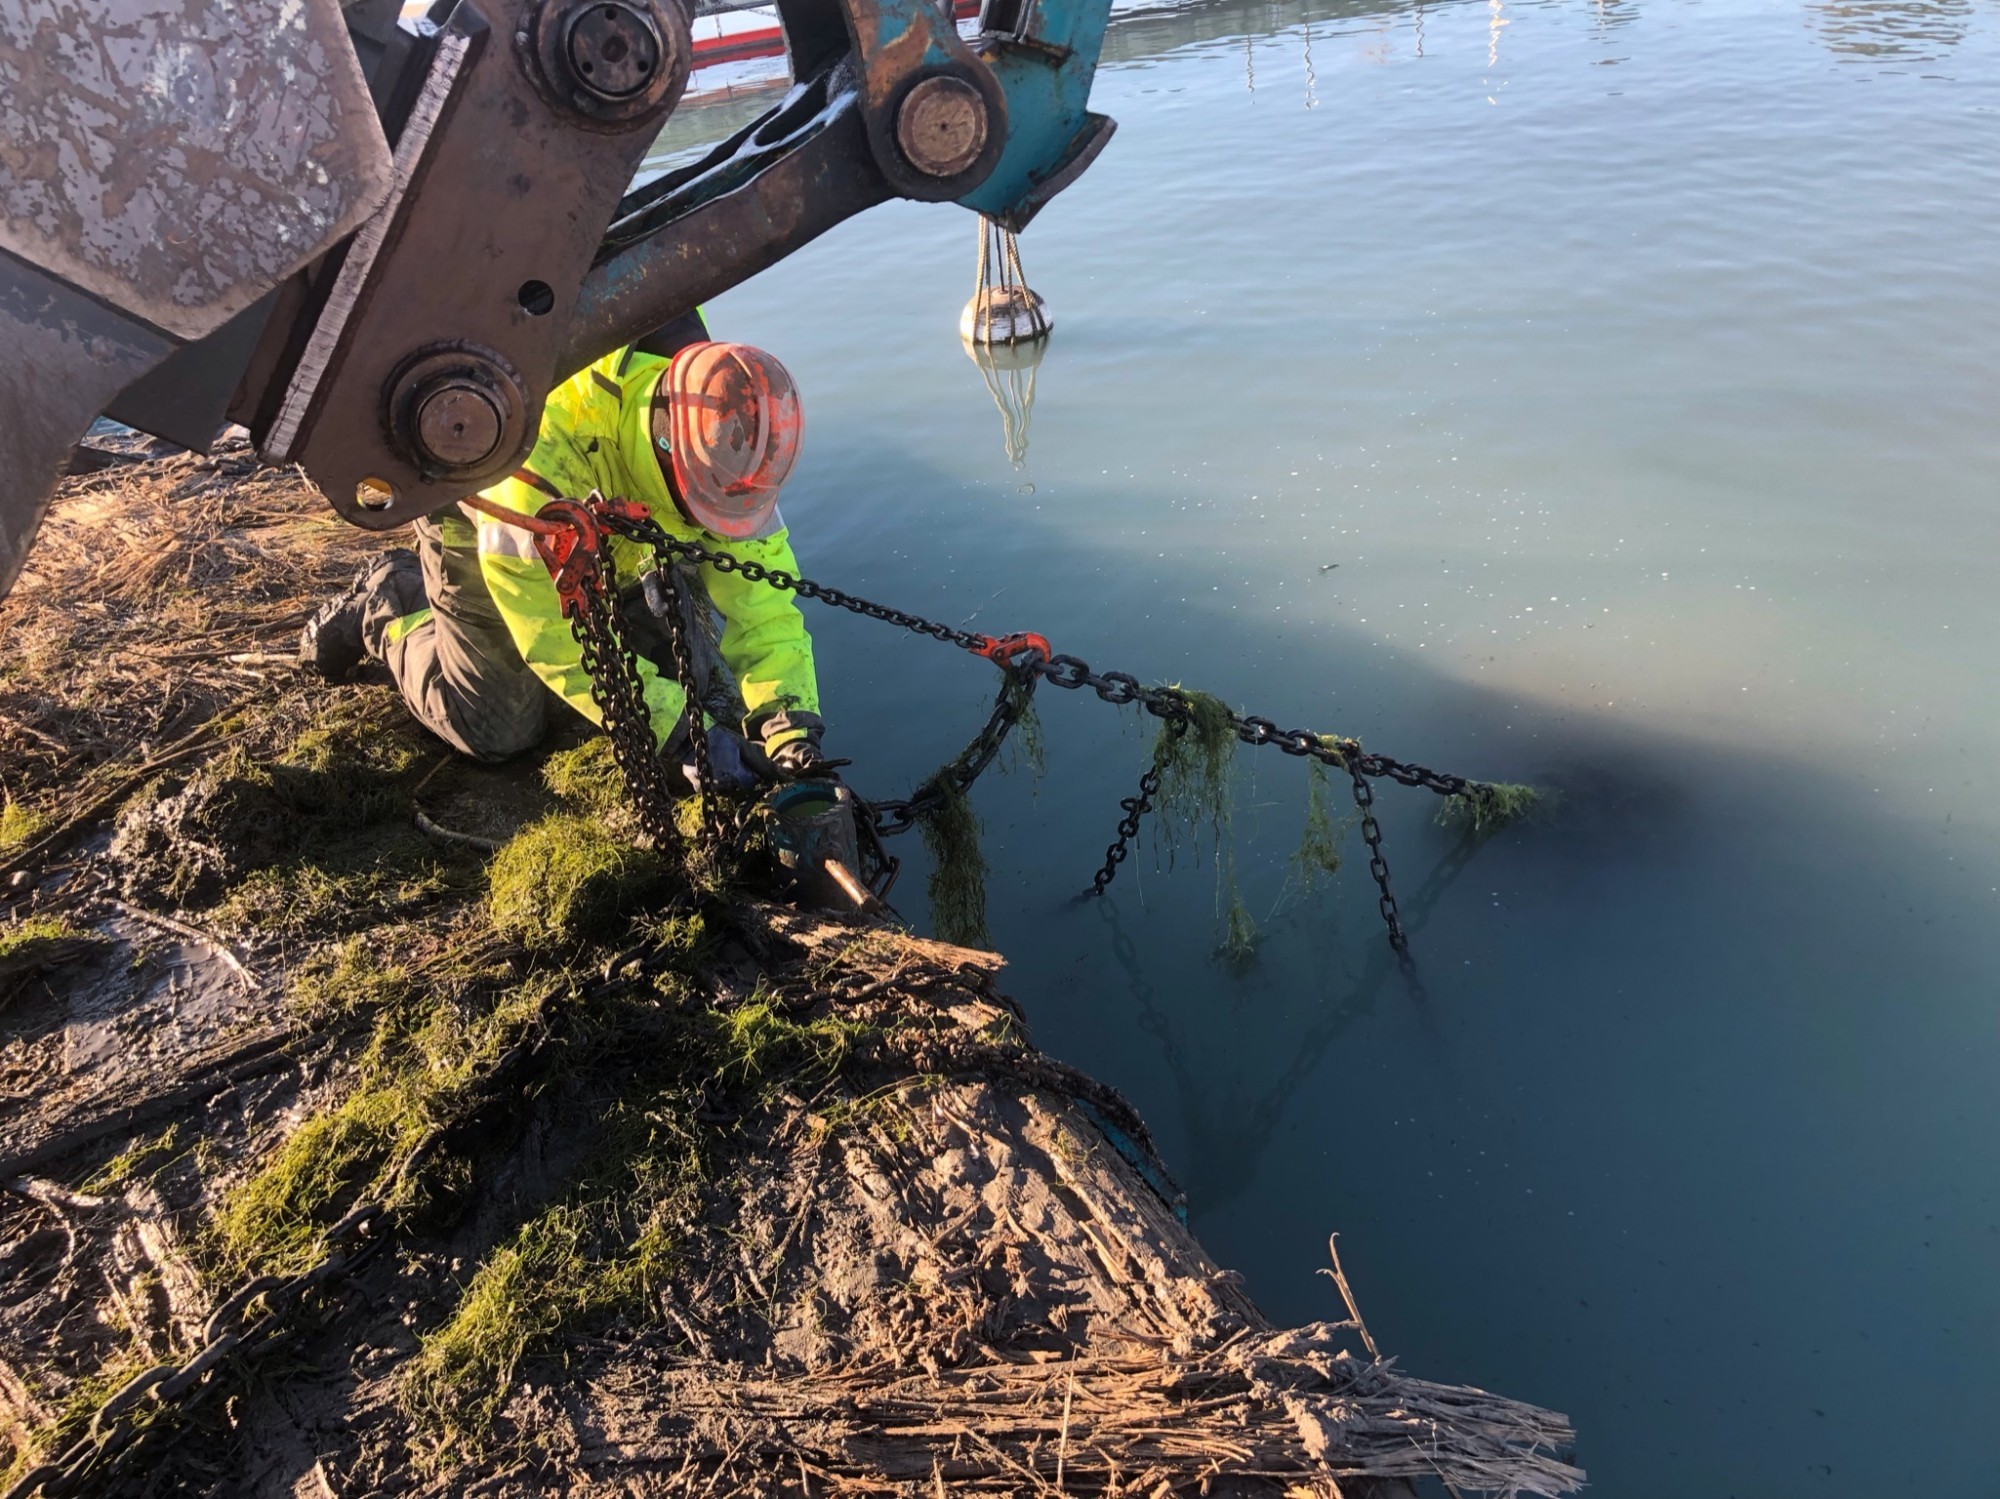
(2, 1206), (387, 1499)
(560, 502), (1508, 949)
(1346, 760), (1407, 952)
(564, 548), (687, 851)
(637, 567), (730, 848)
(865, 667), (1038, 837)
(1088, 719), (1184, 897)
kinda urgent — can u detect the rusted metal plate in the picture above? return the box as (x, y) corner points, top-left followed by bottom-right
(272, 0), (689, 528)
(0, 0), (393, 341)
(566, 72), (890, 372)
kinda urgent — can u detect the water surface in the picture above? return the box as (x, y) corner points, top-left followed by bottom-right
(676, 3), (2000, 1491)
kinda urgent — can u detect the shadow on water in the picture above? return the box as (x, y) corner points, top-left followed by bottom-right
(785, 431), (2000, 1494)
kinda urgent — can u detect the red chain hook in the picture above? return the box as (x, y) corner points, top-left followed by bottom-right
(971, 631), (1053, 670)
(460, 490), (651, 618)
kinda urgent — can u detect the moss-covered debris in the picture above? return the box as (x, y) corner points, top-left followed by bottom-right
(106, 690), (453, 911)
(487, 811), (673, 950)
(1, 914), (103, 1003)
(402, 1202), (668, 1449)
(1438, 780), (1544, 835)
(540, 736), (627, 821)
(401, 993), (874, 1453)
(208, 969), (564, 1279)
(0, 913), (87, 964)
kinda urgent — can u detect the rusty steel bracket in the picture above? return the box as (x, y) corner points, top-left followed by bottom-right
(0, 0), (1121, 596)
(0, 0), (394, 596)
(839, 0), (1008, 202)
(255, 0), (692, 531)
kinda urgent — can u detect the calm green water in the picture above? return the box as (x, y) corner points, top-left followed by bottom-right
(684, 2), (2000, 1491)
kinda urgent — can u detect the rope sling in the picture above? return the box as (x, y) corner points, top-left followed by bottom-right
(962, 216), (1051, 469)
(961, 215), (1050, 346)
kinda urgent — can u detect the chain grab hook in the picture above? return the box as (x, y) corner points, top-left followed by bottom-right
(526, 491), (720, 852)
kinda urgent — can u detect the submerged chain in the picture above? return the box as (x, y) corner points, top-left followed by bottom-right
(1089, 719), (1185, 897)
(867, 668), (1039, 837)
(1346, 760), (1406, 951)
(577, 507), (1505, 949)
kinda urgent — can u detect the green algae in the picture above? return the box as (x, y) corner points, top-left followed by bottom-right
(209, 971), (563, 1279)
(80, 1124), (185, 1197)
(0, 914), (84, 962)
(917, 773), (988, 949)
(1150, 689), (1237, 859)
(0, 799), (46, 856)
(1146, 689), (1264, 963)
(541, 735), (627, 819)
(400, 992), (877, 1455)
(1438, 780), (1544, 835)
(1290, 750), (1348, 896)
(286, 933), (422, 1026)
(487, 812), (672, 950)
(401, 1202), (669, 1450)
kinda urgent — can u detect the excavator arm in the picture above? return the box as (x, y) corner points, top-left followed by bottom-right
(0, 0), (1115, 594)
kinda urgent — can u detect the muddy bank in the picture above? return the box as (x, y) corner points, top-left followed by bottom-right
(0, 443), (1582, 1496)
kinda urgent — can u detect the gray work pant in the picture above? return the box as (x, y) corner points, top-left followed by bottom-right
(372, 514), (549, 762)
(366, 514), (736, 764)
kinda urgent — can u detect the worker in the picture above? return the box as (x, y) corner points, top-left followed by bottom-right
(299, 318), (825, 784)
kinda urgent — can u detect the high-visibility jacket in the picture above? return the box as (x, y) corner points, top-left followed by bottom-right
(470, 347), (820, 750)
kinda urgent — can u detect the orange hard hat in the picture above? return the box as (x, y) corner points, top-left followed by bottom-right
(650, 341), (803, 538)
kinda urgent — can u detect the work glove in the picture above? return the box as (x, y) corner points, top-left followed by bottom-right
(768, 738), (828, 776)
(748, 732), (849, 783)
(677, 724), (763, 794)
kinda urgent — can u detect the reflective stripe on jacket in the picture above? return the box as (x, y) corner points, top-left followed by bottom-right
(470, 347), (819, 749)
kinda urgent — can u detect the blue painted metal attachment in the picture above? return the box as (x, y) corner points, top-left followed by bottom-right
(958, 0), (1117, 229)
(567, 0), (1116, 372)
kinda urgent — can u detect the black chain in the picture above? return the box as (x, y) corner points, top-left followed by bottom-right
(1346, 759), (1407, 952)
(866, 667), (1039, 837)
(564, 548), (686, 851)
(637, 566), (728, 848)
(1088, 719), (1185, 897)
(1039, 653), (1475, 805)
(562, 504), (1510, 950)
(597, 511), (995, 657)
(598, 509), (1044, 843)
(1, 1204), (388, 1499)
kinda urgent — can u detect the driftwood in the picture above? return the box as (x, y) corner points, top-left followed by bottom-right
(556, 1068), (1582, 1497)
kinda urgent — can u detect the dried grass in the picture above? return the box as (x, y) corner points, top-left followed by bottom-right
(0, 435), (383, 846)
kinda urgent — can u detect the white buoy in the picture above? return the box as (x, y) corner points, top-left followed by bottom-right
(960, 216), (1051, 348)
(960, 283), (1052, 345)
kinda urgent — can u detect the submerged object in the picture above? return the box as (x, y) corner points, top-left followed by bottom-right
(964, 327), (1047, 469)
